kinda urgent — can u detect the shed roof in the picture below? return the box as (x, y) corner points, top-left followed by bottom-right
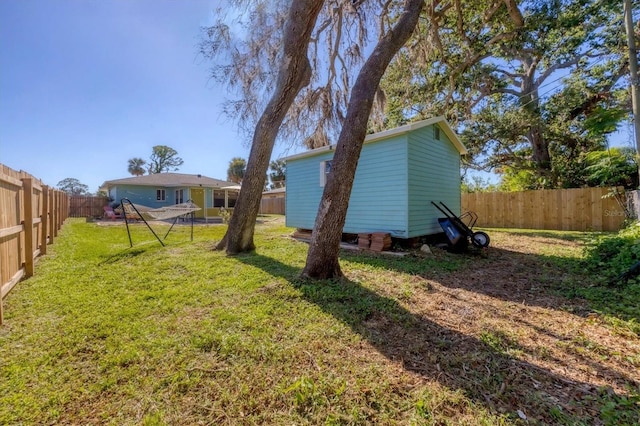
(102, 173), (237, 189)
(283, 116), (466, 161)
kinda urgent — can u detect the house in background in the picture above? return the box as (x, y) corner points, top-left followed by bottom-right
(284, 116), (467, 239)
(100, 173), (240, 219)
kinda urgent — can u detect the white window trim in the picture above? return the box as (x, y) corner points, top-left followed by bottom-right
(156, 189), (166, 201)
(175, 189), (184, 204)
(320, 160), (332, 187)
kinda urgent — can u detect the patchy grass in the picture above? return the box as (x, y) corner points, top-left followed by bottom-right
(1, 218), (638, 425)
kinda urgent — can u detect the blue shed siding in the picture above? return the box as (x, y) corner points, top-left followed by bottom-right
(407, 125), (461, 236)
(343, 137), (408, 236)
(285, 152), (332, 230)
(286, 119), (463, 239)
(286, 138), (409, 236)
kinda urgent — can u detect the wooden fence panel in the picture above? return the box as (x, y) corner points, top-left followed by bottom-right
(462, 187), (626, 232)
(69, 195), (109, 218)
(0, 163), (68, 325)
(259, 197), (285, 215)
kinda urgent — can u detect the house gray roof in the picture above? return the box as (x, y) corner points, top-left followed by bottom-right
(102, 173), (237, 189)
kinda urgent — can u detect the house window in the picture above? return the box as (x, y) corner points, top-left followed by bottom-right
(175, 189), (184, 204)
(434, 126), (441, 140)
(320, 160), (333, 187)
(227, 191), (238, 207)
(156, 189), (166, 201)
(213, 190), (226, 208)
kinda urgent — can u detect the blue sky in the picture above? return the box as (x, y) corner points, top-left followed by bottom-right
(0, 0), (292, 193)
(1, 1), (636, 193)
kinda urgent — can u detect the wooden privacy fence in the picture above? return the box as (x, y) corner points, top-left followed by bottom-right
(259, 197), (285, 215)
(461, 187), (626, 232)
(0, 164), (69, 325)
(69, 195), (110, 218)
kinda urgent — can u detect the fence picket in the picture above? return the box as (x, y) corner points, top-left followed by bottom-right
(0, 164), (68, 325)
(462, 187), (626, 232)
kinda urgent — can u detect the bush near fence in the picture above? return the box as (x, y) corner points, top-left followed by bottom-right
(461, 187), (626, 232)
(0, 164), (68, 325)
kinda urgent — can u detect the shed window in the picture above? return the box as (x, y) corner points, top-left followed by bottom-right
(156, 189), (166, 201)
(434, 126), (441, 140)
(320, 160), (333, 187)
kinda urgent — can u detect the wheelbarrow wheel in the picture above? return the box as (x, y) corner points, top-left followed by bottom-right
(471, 231), (490, 248)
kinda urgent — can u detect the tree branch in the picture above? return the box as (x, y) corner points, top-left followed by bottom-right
(534, 56), (582, 87)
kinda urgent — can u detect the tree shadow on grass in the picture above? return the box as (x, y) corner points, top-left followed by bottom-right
(343, 243), (640, 326)
(98, 248), (147, 265)
(236, 252), (640, 425)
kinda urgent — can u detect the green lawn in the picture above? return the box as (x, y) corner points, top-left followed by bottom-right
(1, 218), (638, 425)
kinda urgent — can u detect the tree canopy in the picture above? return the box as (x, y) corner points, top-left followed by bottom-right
(201, 0), (390, 150)
(268, 159), (286, 189)
(56, 178), (90, 195)
(147, 145), (184, 174)
(204, 0), (634, 191)
(380, 0), (631, 189)
(127, 157), (146, 176)
(227, 157), (247, 184)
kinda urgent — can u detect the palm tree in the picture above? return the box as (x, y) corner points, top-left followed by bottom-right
(127, 158), (146, 176)
(227, 157), (246, 184)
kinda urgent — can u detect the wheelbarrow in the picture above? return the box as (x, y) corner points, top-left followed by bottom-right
(431, 201), (490, 249)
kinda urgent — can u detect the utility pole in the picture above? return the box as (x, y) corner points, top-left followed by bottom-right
(624, 0), (640, 158)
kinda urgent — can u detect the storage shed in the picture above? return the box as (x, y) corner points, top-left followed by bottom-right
(284, 117), (467, 239)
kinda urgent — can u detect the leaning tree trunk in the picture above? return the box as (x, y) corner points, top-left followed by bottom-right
(215, 0), (324, 254)
(302, 0), (425, 279)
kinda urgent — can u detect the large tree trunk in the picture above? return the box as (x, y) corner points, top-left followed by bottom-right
(301, 0), (425, 279)
(521, 58), (551, 172)
(215, 0), (324, 254)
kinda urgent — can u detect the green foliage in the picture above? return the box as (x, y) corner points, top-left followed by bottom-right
(268, 159), (286, 189)
(498, 167), (547, 192)
(382, 0), (627, 189)
(127, 157), (146, 176)
(227, 156), (246, 184)
(583, 147), (638, 189)
(56, 177), (90, 195)
(583, 222), (640, 280)
(461, 174), (499, 193)
(579, 222), (640, 332)
(219, 206), (232, 223)
(148, 145), (183, 174)
(496, 144), (638, 191)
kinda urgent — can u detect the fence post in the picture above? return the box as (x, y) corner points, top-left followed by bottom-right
(41, 185), (49, 255)
(48, 190), (55, 245)
(22, 178), (35, 278)
(53, 191), (59, 237)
